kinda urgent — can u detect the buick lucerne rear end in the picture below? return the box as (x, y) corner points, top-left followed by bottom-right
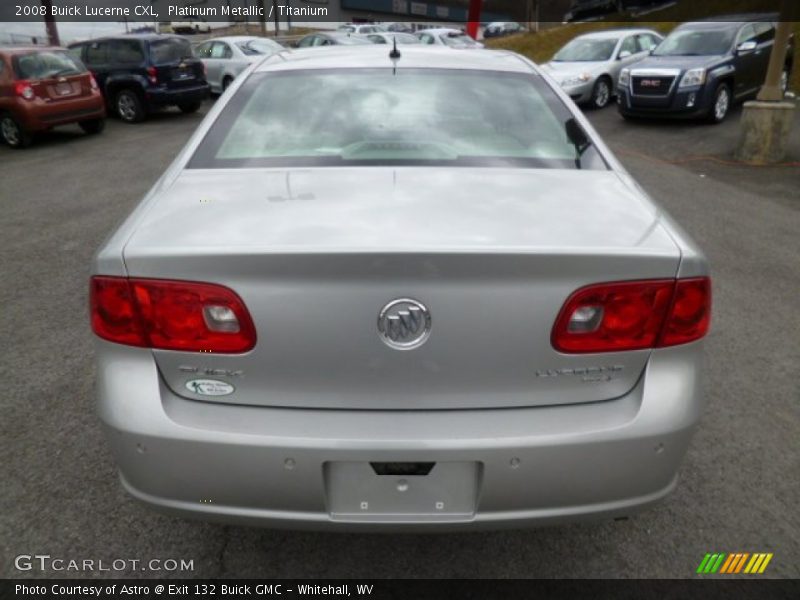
(91, 46), (711, 530)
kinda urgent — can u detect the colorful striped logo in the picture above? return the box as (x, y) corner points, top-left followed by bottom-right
(696, 552), (773, 574)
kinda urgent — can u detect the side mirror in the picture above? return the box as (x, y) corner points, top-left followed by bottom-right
(618, 50), (632, 60)
(565, 118), (590, 156)
(737, 40), (757, 53)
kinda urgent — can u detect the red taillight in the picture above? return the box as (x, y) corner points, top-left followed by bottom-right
(658, 277), (712, 347)
(146, 66), (158, 85)
(90, 276), (256, 353)
(91, 277), (147, 347)
(14, 80), (35, 100)
(552, 277), (711, 353)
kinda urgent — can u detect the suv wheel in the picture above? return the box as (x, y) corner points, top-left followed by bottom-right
(590, 77), (612, 109)
(708, 83), (731, 124)
(1, 114), (33, 148)
(79, 118), (106, 135)
(178, 101), (202, 114)
(116, 89), (145, 123)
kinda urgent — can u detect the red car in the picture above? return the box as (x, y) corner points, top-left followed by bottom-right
(0, 46), (106, 148)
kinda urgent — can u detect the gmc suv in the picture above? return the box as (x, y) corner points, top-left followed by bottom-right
(617, 18), (794, 123)
(68, 34), (209, 123)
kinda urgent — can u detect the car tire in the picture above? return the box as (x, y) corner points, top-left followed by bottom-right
(79, 118), (106, 135)
(222, 76), (233, 92)
(115, 89), (145, 123)
(707, 82), (731, 124)
(0, 113), (33, 149)
(178, 101), (202, 114)
(590, 77), (612, 109)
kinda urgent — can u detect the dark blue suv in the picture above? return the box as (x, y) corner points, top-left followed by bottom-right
(68, 34), (209, 123)
(617, 18), (794, 123)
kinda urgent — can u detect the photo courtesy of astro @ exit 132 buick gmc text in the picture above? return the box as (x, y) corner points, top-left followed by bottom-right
(1, 0), (799, 598)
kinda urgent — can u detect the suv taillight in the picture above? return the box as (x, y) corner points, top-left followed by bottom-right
(14, 80), (35, 100)
(146, 66), (158, 85)
(551, 277), (711, 353)
(90, 276), (257, 353)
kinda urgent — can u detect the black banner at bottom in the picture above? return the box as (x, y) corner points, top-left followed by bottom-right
(3, 579), (800, 600)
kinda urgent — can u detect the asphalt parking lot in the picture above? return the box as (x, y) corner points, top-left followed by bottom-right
(1, 99), (798, 579)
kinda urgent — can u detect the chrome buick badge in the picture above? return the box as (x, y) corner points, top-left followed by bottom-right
(377, 298), (431, 350)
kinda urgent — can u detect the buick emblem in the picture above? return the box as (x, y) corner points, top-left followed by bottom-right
(377, 298), (431, 350)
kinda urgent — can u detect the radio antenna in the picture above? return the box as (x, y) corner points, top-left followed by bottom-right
(389, 37), (401, 75)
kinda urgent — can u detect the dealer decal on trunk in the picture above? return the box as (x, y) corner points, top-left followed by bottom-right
(185, 379), (235, 396)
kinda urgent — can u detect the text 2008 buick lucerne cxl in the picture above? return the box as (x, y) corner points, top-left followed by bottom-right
(90, 46), (711, 530)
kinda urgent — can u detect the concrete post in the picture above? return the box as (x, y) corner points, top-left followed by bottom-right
(735, 2), (797, 164)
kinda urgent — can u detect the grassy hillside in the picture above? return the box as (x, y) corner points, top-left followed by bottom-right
(487, 14), (800, 93)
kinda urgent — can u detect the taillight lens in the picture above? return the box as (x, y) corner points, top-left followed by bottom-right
(90, 276), (256, 353)
(552, 277), (711, 353)
(146, 66), (158, 85)
(659, 277), (712, 347)
(14, 80), (35, 100)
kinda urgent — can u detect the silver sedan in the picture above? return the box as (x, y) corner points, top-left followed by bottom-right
(91, 46), (710, 530)
(195, 36), (284, 94)
(542, 28), (664, 108)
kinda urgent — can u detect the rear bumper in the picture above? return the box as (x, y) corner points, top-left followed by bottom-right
(144, 84), (209, 108)
(14, 95), (105, 131)
(97, 341), (704, 531)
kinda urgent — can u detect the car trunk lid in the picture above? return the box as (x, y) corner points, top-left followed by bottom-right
(123, 168), (681, 410)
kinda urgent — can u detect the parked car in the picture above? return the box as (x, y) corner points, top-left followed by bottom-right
(160, 20), (212, 35)
(0, 46), (105, 148)
(617, 18), (794, 123)
(383, 22), (416, 34)
(542, 29), (663, 109)
(91, 45), (711, 530)
(195, 36), (284, 94)
(366, 32), (422, 46)
(338, 24), (387, 35)
(565, 0), (668, 22)
(296, 32), (373, 48)
(68, 34), (209, 123)
(417, 28), (484, 48)
(483, 22), (524, 39)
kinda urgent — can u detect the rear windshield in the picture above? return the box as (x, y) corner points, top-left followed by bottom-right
(189, 68), (606, 170)
(149, 38), (193, 64)
(13, 50), (86, 79)
(653, 28), (735, 56)
(441, 33), (481, 48)
(237, 38), (284, 56)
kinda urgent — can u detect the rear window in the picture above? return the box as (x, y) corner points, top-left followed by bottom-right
(13, 50), (86, 79)
(149, 38), (193, 64)
(237, 38), (284, 56)
(190, 68), (606, 170)
(441, 33), (480, 48)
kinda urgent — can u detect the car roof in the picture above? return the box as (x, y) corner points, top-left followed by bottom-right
(254, 46), (531, 73)
(576, 28), (661, 40)
(202, 36), (269, 43)
(68, 33), (185, 45)
(418, 28), (465, 35)
(0, 45), (65, 55)
(677, 16), (777, 31)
